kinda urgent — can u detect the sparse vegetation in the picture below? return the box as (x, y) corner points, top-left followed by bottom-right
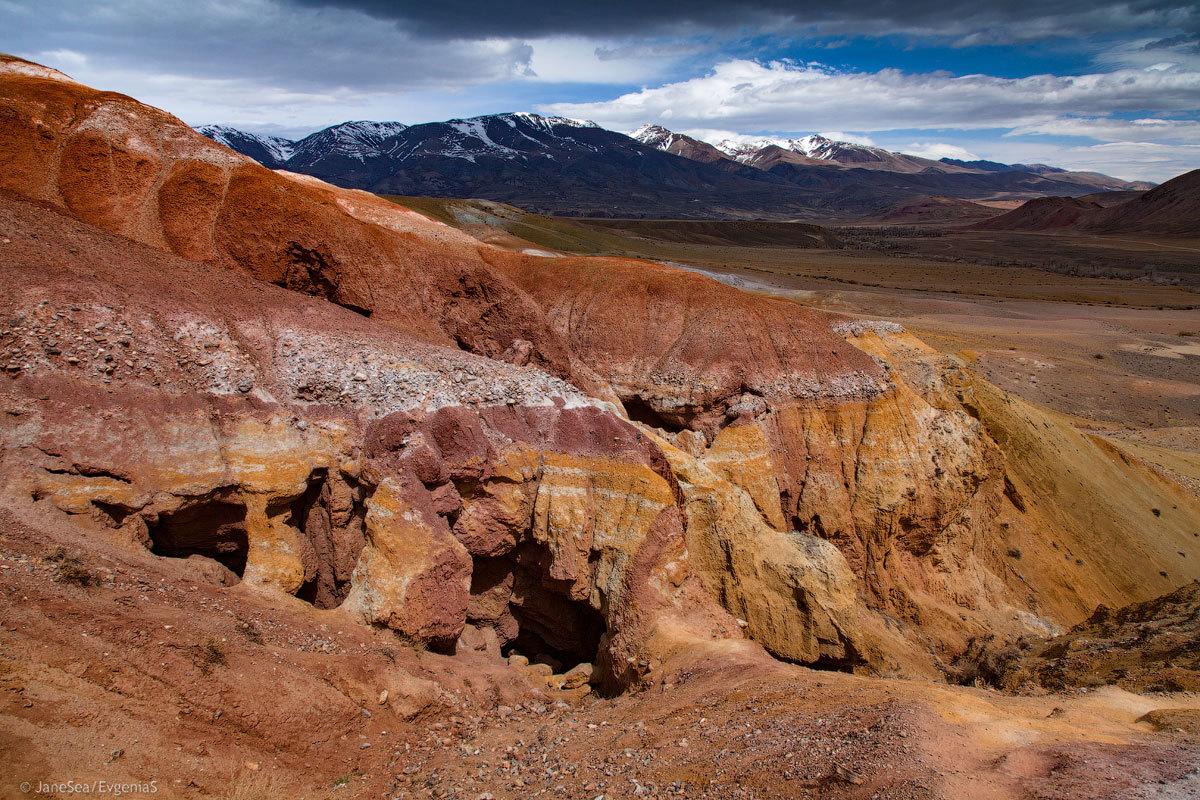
(394, 630), (428, 653)
(195, 637), (228, 672)
(46, 546), (96, 587)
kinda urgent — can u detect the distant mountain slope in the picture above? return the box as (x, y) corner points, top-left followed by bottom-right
(1082, 169), (1200, 235)
(197, 117), (1159, 220)
(631, 124), (730, 164)
(966, 196), (1104, 231)
(274, 120), (407, 187)
(967, 169), (1198, 235)
(194, 125), (293, 168)
(941, 158), (1155, 191)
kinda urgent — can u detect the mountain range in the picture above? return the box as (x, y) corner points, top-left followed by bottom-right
(197, 116), (1154, 219)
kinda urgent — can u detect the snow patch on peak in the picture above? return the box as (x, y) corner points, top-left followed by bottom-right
(290, 120), (407, 163)
(330, 120), (408, 139)
(712, 136), (791, 160)
(711, 132), (884, 163)
(442, 118), (519, 160)
(194, 125), (295, 164)
(632, 123), (670, 139)
(505, 112), (599, 130)
(632, 124), (678, 148)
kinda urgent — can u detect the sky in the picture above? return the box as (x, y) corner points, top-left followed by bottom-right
(3, 0), (1199, 182)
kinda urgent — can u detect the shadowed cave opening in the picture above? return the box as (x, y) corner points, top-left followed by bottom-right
(290, 469), (367, 610)
(147, 491), (249, 578)
(276, 243), (373, 318)
(622, 395), (685, 434)
(469, 549), (607, 674)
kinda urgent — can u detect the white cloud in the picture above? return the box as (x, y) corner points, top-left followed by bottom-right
(14, 0), (536, 95)
(1095, 35), (1200, 73)
(37, 48), (87, 69)
(538, 59), (1200, 134)
(1006, 116), (1200, 143)
(539, 58), (1200, 179)
(901, 142), (979, 160)
(818, 131), (876, 146)
(526, 37), (687, 83)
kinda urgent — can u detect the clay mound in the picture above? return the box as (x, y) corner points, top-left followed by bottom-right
(0, 53), (587, 389)
(0, 190), (746, 679)
(966, 195), (1103, 231)
(873, 195), (998, 223)
(491, 251), (886, 431)
(1081, 169), (1200, 236)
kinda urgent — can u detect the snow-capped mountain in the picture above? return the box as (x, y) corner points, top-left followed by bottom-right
(194, 124), (294, 168)
(631, 124), (730, 164)
(713, 134), (862, 162)
(710, 133), (953, 173)
(367, 112), (801, 216)
(197, 116), (1151, 218)
(287, 120), (408, 166)
(638, 124), (1152, 193)
(387, 113), (601, 165)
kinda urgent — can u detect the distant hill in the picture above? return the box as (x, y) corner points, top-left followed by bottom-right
(967, 196), (1105, 231)
(967, 170), (1198, 236)
(940, 158), (1155, 191)
(1082, 169), (1200, 235)
(870, 195), (1000, 224)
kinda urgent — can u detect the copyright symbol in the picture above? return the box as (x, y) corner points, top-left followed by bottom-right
(20, 782), (31, 793)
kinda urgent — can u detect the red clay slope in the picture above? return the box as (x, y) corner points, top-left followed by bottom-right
(485, 251), (885, 432)
(0, 53), (884, 407)
(0, 54), (589, 388)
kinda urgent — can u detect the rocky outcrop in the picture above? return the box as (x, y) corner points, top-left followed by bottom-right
(0, 189), (742, 687)
(957, 581), (1200, 693)
(490, 252), (1040, 657)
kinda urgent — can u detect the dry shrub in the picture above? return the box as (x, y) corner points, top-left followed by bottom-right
(195, 637), (228, 672)
(46, 546), (96, 587)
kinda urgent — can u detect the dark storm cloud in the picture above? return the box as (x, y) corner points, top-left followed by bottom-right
(1143, 33), (1200, 52)
(286, 0), (1200, 41)
(5, 0), (536, 92)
